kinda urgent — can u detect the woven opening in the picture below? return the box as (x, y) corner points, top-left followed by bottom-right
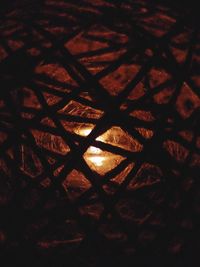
(0, 1), (199, 266)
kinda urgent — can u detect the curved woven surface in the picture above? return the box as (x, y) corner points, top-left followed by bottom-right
(0, 1), (200, 266)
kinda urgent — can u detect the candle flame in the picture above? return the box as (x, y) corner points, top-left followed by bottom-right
(76, 127), (106, 167)
(87, 155), (105, 167)
(79, 128), (92, 136)
(77, 127), (104, 141)
(87, 146), (105, 166)
(77, 127), (126, 174)
(87, 146), (101, 154)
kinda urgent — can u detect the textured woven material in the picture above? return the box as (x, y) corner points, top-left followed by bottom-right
(0, 1), (200, 266)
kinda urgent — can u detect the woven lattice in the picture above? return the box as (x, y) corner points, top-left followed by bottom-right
(0, 1), (200, 266)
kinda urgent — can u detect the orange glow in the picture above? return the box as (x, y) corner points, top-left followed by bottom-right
(77, 128), (107, 168)
(78, 127), (92, 136)
(75, 126), (129, 175)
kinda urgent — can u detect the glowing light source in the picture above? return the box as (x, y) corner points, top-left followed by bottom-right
(85, 146), (105, 167)
(73, 125), (141, 175)
(78, 128), (92, 137)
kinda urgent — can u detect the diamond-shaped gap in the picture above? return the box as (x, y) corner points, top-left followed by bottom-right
(100, 63), (141, 96)
(7, 39), (24, 51)
(65, 28), (109, 56)
(153, 86), (175, 104)
(22, 87), (42, 109)
(163, 140), (189, 163)
(127, 79), (146, 100)
(103, 163), (135, 195)
(148, 67), (171, 88)
(137, 10), (175, 37)
(62, 169), (92, 201)
(130, 110), (155, 122)
(86, 24), (128, 46)
(115, 197), (152, 224)
(79, 48), (127, 75)
(135, 127), (154, 139)
(79, 201), (104, 222)
(178, 130), (193, 143)
(42, 91), (63, 106)
(97, 126), (143, 152)
(20, 145), (43, 178)
(145, 67), (175, 104)
(60, 121), (95, 138)
(127, 163), (163, 190)
(35, 63), (78, 86)
(35, 76), (73, 94)
(83, 146), (125, 176)
(41, 117), (56, 128)
(169, 45), (188, 65)
(169, 30), (192, 64)
(59, 100), (104, 138)
(31, 129), (70, 155)
(76, 25), (128, 74)
(110, 163), (135, 185)
(59, 100), (104, 119)
(176, 82), (200, 119)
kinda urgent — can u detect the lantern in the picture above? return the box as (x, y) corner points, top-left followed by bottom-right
(0, 0), (199, 266)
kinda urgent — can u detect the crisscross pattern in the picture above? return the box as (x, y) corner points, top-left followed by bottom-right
(0, 1), (200, 266)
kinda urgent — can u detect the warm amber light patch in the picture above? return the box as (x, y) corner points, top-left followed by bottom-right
(77, 127), (93, 137)
(74, 125), (142, 175)
(77, 127), (126, 174)
(31, 129), (70, 155)
(86, 146), (105, 167)
(60, 100), (104, 119)
(97, 126), (143, 152)
(77, 126), (143, 152)
(63, 169), (91, 201)
(84, 146), (125, 175)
